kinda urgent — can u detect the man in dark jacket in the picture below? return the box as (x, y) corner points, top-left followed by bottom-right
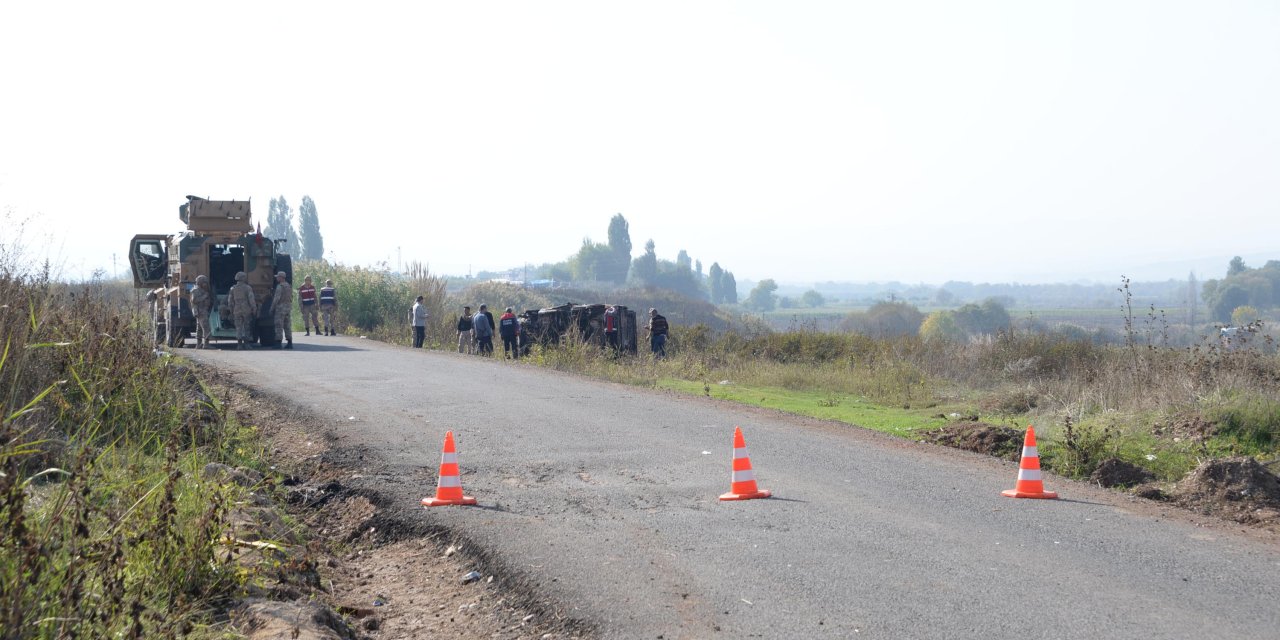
(646, 307), (669, 358)
(499, 307), (521, 359)
(456, 305), (474, 354)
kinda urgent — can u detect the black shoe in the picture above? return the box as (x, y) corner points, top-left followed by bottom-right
(272, 344), (282, 350)
(285, 341), (293, 349)
(305, 330), (310, 336)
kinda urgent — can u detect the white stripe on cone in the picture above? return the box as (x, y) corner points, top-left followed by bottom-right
(438, 476), (461, 487)
(1017, 469), (1042, 482)
(732, 469), (755, 483)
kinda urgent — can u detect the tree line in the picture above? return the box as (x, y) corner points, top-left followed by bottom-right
(1201, 257), (1280, 324)
(262, 195), (325, 260)
(533, 213), (740, 303)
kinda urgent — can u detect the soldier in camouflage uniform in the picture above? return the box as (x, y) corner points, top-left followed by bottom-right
(272, 271), (294, 349)
(190, 274), (213, 349)
(227, 271), (258, 350)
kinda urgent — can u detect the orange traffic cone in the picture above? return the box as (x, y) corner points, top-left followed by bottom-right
(422, 431), (477, 507)
(1002, 425), (1058, 499)
(719, 426), (772, 501)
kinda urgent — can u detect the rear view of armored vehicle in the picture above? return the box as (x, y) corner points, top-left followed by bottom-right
(129, 196), (292, 347)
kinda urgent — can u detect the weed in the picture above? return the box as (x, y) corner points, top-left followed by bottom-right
(0, 247), (252, 637)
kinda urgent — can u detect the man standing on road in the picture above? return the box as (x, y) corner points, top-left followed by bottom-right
(272, 271), (294, 350)
(319, 279), (337, 336)
(472, 304), (494, 355)
(456, 305), (474, 354)
(191, 274), (213, 349)
(411, 295), (429, 348)
(228, 271), (257, 350)
(499, 307), (521, 359)
(646, 307), (668, 358)
(298, 275), (319, 336)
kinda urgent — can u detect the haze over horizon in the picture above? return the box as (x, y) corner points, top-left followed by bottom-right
(2, 2), (1277, 285)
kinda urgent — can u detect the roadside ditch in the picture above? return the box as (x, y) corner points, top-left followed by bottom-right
(195, 367), (596, 640)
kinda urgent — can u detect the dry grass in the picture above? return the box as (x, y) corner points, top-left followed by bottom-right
(0, 243), (257, 638)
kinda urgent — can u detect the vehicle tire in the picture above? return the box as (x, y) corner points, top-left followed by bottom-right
(257, 322), (278, 347)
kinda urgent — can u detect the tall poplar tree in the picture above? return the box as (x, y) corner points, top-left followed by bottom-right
(708, 262), (724, 304)
(297, 196), (324, 260)
(605, 213), (632, 283)
(723, 271), (738, 304)
(631, 239), (658, 286)
(265, 196), (299, 253)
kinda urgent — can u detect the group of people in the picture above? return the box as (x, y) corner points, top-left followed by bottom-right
(413, 300), (671, 359)
(254, 274), (339, 350)
(169, 273), (338, 350)
(170, 273), (677, 358)
(414, 302), (522, 359)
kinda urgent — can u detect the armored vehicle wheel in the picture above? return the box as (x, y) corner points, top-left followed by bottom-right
(257, 322), (279, 347)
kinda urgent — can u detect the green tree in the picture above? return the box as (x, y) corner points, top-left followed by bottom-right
(1211, 284), (1249, 323)
(604, 213), (632, 283)
(265, 196), (299, 253)
(571, 238), (615, 282)
(708, 262), (724, 303)
(631, 239), (658, 286)
(952, 299), (1011, 335)
(676, 249), (692, 272)
(1231, 305), (1261, 326)
(919, 310), (964, 342)
(297, 195), (324, 260)
(722, 271), (738, 304)
(744, 279), (778, 312)
(800, 290), (825, 308)
(1228, 256), (1247, 276)
(862, 300), (924, 337)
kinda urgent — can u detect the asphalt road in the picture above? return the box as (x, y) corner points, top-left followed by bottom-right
(189, 336), (1280, 639)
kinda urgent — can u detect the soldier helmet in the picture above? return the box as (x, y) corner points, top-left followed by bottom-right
(195, 275), (208, 284)
(276, 271), (287, 279)
(234, 271), (246, 282)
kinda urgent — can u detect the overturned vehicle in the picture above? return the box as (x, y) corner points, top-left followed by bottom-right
(518, 304), (638, 355)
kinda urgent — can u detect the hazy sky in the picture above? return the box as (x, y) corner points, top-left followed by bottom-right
(2, 1), (1277, 284)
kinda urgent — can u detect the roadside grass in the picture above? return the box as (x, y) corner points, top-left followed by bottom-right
(659, 378), (949, 436)
(0, 254), (258, 637)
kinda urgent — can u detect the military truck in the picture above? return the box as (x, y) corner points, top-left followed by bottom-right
(519, 303), (638, 355)
(129, 196), (292, 347)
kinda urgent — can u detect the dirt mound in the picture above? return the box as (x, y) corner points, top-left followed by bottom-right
(1090, 458), (1155, 488)
(1152, 413), (1217, 443)
(1173, 457), (1280, 526)
(923, 422), (1023, 461)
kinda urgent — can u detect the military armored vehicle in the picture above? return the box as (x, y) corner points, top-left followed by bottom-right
(129, 196), (292, 347)
(519, 303), (638, 355)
